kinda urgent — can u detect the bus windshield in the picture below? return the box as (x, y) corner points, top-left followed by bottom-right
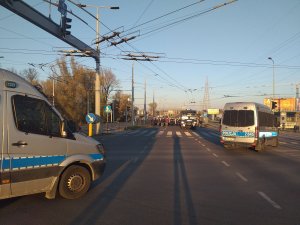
(222, 110), (254, 127)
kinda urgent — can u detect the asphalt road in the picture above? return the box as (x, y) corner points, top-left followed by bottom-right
(1, 126), (300, 225)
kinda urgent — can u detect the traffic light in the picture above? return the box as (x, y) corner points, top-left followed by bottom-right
(271, 101), (277, 109)
(61, 16), (72, 37)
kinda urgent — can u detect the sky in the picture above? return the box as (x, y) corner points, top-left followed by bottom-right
(0, 0), (300, 111)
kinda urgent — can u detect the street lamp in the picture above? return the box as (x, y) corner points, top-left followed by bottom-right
(78, 4), (119, 134)
(268, 57), (275, 99)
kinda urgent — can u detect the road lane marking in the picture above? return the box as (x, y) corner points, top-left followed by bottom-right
(157, 131), (164, 136)
(184, 132), (192, 137)
(258, 191), (282, 209)
(279, 141), (287, 144)
(291, 142), (298, 144)
(213, 153), (218, 158)
(167, 131), (172, 137)
(145, 130), (156, 136)
(202, 144), (206, 147)
(206, 148), (211, 152)
(222, 161), (230, 167)
(176, 131), (182, 137)
(236, 172), (248, 182)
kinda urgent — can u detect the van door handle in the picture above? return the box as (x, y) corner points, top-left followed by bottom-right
(12, 141), (28, 147)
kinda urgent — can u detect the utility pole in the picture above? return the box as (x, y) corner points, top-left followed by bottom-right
(296, 83), (299, 99)
(268, 57), (275, 99)
(203, 77), (210, 111)
(131, 62), (135, 126)
(144, 79), (147, 124)
(153, 90), (155, 117)
(121, 52), (160, 124)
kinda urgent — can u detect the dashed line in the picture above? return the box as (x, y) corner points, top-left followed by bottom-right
(279, 141), (287, 144)
(167, 131), (172, 137)
(291, 142), (298, 145)
(236, 172), (248, 182)
(206, 148), (211, 152)
(176, 131), (182, 137)
(184, 132), (192, 137)
(201, 144), (206, 147)
(213, 153), (218, 158)
(222, 161), (230, 167)
(258, 191), (282, 209)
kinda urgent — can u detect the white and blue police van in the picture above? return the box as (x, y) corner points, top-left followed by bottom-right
(220, 102), (279, 151)
(0, 69), (106, 199)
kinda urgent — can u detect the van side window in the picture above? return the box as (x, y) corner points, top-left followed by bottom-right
(12, 95), (61, 137)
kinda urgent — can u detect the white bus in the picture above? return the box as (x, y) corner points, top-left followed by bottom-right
(220, 102), (279, 151)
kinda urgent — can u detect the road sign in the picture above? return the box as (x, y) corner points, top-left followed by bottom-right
(104, 105), (112, 113)
(86, 113), (96, 124)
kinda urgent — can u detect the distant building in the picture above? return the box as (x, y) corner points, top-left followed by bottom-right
(264, 97), (300, 129)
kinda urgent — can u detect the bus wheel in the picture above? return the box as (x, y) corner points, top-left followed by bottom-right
(59, 165), (91, 199)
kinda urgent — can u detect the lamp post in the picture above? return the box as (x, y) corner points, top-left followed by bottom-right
(268, 57), (275, 99)
(78, 4), (119, 134)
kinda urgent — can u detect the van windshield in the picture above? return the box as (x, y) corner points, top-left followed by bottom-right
(222, 110), (254, 127)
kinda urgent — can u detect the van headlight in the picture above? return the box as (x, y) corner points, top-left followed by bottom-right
(97, 143), (106, 156)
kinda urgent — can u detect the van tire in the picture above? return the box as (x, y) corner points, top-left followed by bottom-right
(58, 165), (91, 199)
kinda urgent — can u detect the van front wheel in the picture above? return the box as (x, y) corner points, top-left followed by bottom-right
(59, 165), (91, 199)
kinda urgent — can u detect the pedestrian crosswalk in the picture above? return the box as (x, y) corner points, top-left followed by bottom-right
(122, 129), (215, 138)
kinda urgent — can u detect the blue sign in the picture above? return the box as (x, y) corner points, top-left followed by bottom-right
(104, 105), (112, 113)
(86, 113), (96, 124)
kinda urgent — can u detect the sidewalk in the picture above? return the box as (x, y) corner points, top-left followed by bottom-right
(79, 122), (151, 136)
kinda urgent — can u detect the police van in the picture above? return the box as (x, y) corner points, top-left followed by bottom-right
(0, 69), (106, 199)
(220, 102), (279, 151)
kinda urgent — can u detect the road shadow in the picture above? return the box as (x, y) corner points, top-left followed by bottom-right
(69, 128), (159, 225)
(195, 127), (222, 147)
(173, 135), (198, 225)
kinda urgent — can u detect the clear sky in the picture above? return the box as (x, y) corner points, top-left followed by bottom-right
(0, 0), (299, 111)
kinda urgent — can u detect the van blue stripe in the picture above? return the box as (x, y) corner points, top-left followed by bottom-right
(1, 154), (103, 170)
(12, 155), (66, 168)
(1, 159), (10, 170)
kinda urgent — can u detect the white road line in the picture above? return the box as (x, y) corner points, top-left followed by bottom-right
(157, 131), (164, 136)
(145, 130), (156, 136)
(139, 130), (149, 135)
(202, 144), (206, 147)
(236, 172), (248, 182)
(213, 153), (218, 158)
(176, 131), (182, 137)
(184, 132), (192, 137)
(279, 141), (287, 144)
(167, 131), (172, 137)
(192, 132), (200, 137)
(258, 191), (282, 209)
(206, 148), (211, 152)
(222, 161), (230, 167)
(291, 142), (298, 145)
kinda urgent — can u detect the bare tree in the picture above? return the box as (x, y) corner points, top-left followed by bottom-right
(21, 68), (39, 85)
(101, 69), (119, 107)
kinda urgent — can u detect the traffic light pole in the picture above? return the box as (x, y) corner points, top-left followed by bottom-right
(0, 1), (97, 57)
